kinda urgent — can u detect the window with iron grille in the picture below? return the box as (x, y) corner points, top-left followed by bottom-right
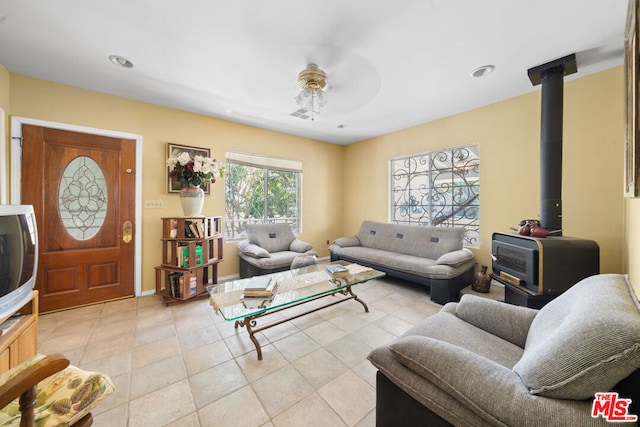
(390, 145), (480, 247)
(225, 152), (301, 240)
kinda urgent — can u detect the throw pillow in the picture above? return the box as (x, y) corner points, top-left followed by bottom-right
(512, 274), (640, 399)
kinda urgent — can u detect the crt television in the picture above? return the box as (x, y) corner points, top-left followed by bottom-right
(0, 205), (38, 321)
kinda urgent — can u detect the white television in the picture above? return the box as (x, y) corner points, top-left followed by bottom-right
(0, 205), (38, 321)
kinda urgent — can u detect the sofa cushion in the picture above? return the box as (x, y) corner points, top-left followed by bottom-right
(238, 240), (270, 258)
(513, 274), (640, 399)
(246, 223), (295, 253)
(355, 221), (465, 259)
(435, 248), (474, 267)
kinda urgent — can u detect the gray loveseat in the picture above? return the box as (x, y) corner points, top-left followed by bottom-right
(369, 273), (640, 426)
(237, 223), (318, 278)
(329, 221), (475, 304)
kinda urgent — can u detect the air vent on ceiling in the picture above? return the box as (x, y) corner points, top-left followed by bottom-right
(290, 109), (311, 120)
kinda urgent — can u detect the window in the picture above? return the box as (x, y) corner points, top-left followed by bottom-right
(390, 145), (480, 247)
(225, 152), (301, 239)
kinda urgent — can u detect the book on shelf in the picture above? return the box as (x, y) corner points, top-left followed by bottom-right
(178, 244), (203, 268)
(325, 263), (350, 279)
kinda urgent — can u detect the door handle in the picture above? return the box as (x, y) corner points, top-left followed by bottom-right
(123, 221), (132, 243)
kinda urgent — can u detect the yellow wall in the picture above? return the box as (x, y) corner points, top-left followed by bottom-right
(7, 73), (345, 293)
(344, 67), (626, 277)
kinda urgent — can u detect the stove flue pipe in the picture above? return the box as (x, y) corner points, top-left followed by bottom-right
(527, 54), (577, 234)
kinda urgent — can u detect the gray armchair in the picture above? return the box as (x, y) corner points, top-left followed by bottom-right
(369, 273), (640, 426)
(237, 223), (318, 278)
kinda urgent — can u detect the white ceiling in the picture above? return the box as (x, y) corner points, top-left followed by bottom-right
(0, 0), (629, 145)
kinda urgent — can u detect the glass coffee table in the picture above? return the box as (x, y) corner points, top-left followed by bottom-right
(207, 262), (385, 360)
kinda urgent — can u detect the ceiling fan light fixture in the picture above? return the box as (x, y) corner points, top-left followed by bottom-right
(295, 64), (329, 120)
(470, 65), (494, 78)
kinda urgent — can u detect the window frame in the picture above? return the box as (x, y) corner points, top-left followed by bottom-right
(224, 152), (302, 240)
(389, 144), (480, 247)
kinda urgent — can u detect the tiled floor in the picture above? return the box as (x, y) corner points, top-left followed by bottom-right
(37, 276), (443, 426)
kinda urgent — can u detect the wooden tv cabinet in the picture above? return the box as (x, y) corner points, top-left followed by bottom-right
(0, 290), (38, 373)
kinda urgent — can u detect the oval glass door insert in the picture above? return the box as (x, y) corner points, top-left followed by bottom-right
(58, 156), (108, 240)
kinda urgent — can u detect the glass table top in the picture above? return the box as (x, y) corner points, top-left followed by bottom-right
(207, 262), (385, 321)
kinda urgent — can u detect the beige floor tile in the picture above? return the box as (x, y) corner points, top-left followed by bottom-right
(272, 331), (320, 362)
(318, 370), (376, 426)
(271, 393), (347, 427)
(166, 411), (202, 427)
(131, 335), (181, 369)
(351, 324), (397, 349)
(79, 351), (132, 379)
(329, 311), (370, 334)
(235, 344), (289, 382)
(351, 360), (378, 388)
(128, 379), (196, 427)
(178, 323), (223, 352)
(133, 321), (177, 347)
(374, 314), (413, 336)
(80, 334), (135, 364)
(184, 339), (233, 375)
(130, 354), (187, 399)
(355, 409), (376, 427)
(252, 365), (315, 417)
(93, 403), (129, 427)
(198, 385), (269, 427)
(38, 332), (91, 355)
(188, 359), (247, 408)
(325, 335), (374, 368)
(304, 320), (347, 347)
(292, 348), (349, 389)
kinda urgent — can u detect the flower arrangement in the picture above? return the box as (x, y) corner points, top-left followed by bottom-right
(167, 151), (224, 188)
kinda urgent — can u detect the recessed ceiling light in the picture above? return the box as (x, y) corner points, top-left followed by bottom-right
(109, 55), (134, 68)
(470, 65), (494, 78)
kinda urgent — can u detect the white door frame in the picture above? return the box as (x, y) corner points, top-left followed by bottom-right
(10, 116), (143, 297)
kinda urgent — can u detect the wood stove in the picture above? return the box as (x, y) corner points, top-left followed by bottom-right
(491, 54), (600, 308)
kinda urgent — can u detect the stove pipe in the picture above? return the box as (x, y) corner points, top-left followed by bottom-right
(527, 54), (577, 234)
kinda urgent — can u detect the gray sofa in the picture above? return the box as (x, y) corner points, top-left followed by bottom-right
(329, 221), (475, 304)
(237, 223), (318, 278)
(368, 273), (640, 426)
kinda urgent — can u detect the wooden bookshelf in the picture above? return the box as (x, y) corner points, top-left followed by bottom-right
(155, 216), (223, 305)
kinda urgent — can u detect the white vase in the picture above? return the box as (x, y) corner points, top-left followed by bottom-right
(180, 186), (205, 216)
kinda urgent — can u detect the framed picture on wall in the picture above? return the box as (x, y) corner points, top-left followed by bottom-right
(166, 143), (212, 194)
(625, 0), (640, 198)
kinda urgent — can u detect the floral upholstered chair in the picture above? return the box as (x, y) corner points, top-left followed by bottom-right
(0, 353), (114, 426)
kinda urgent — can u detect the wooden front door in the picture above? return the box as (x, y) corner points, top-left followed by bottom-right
(21, 125), (136, 313)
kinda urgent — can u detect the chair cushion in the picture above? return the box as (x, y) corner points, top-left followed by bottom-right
(247, 224), (295, 253)
(513, 274), (640, 399)
(0, 354), (115, 426)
